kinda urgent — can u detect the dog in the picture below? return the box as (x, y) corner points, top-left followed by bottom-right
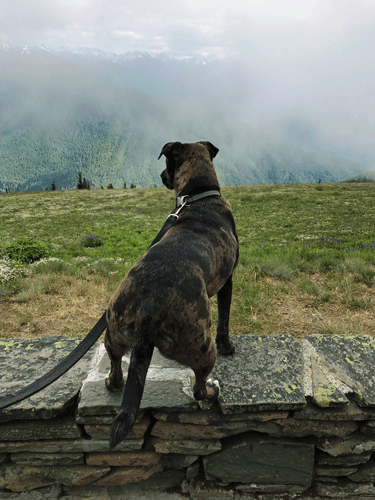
(105, 141), (239, 449)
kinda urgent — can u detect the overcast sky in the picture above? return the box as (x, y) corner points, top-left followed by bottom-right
(2, 0), (374, 60)
(1, 0), (375, 156)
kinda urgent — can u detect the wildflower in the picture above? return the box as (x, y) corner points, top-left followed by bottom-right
(0, 258), (28, 283)
(31, 257), (62, 267)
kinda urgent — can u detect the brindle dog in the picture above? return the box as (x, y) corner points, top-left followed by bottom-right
(105, 141), (239, 449)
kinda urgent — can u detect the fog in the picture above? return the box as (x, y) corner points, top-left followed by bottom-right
(1, 0), (375, 162)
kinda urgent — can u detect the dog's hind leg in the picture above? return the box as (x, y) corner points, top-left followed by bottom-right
(216, 275), (235, 356)
(191, 336), (218, 401)
(105, 324), (132, 392)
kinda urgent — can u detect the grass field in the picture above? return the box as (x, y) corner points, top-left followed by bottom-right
(1, 182), (375, 340)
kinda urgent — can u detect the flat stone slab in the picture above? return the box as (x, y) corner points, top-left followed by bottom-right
(306, 335), (375, 407)
(203, 433), (314, 487)
(77, 343), (198, 420)
(0, 337), (99, 422)
(310, 357), (349, 408)
(0, 437), (144, 454)
(0, 415), (81, 441)
(294, 401), (375, 421)
(0, 463), (111, 492)
(212, 335), (306, 413)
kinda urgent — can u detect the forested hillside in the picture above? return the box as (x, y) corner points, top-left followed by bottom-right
(0, 47), (369, 192)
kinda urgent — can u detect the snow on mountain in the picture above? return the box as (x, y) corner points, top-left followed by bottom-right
(0, 43), (206, 66)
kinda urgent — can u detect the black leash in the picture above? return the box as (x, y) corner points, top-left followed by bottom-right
(0, 190), (220, 413)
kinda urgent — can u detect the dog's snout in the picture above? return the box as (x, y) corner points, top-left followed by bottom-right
(161, 169), (173, 190)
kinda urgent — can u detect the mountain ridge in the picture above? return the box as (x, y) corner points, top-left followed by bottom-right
(0, 44), (370, 192)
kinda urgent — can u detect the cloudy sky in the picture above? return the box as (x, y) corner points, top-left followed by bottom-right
(1, 0), (375, 155)
(2, 0), (375, 60)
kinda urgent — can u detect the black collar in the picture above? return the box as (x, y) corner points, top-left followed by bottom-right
(175, 189), (221, 208)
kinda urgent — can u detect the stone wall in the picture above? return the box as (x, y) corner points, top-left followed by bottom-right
(1, 334), (375, 499)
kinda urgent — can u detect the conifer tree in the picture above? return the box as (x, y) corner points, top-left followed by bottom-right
(77, 172), (90, 189)
(77, 172), (83, 189)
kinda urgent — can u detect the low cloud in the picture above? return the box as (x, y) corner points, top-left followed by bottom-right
(1, 0), (375, 157)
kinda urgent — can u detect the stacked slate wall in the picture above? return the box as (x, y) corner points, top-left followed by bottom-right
(1, 334), (375, 499)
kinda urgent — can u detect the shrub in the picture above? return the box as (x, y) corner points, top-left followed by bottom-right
(30, 257), (68, 274)
(3, 237), (51, 263)
(260, 262), (295, 280)
(82, 234), (103, 248)
(298, 277), (319, 295)
(87, 257), (124, 276)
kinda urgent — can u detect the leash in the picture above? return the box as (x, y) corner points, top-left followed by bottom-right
(0, 189), (221, 413)
(150, 190), (220, 246)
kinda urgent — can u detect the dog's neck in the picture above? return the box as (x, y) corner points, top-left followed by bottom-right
(173, 157), (220, 199)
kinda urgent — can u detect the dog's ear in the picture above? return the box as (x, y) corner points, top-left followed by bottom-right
(198, 141), (219, 160)
(158, 142), (182, 160)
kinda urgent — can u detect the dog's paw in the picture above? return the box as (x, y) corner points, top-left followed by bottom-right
(207, 378), (220, 398)
(105, 376), (124, 392)
(198, 379), (220, 410)
(216, 338), (235, 356)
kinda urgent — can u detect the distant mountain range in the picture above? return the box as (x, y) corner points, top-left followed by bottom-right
(0, 44), (371, 192)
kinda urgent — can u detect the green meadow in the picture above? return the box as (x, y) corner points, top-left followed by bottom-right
(1, 182), (374, 340)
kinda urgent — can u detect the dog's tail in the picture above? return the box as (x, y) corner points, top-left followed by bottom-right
(109, 336), (154, 450)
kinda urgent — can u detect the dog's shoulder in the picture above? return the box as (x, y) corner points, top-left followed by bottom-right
(204, 196), (238, 237)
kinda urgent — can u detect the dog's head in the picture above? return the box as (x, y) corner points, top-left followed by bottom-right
(158, 141), (219, 191)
